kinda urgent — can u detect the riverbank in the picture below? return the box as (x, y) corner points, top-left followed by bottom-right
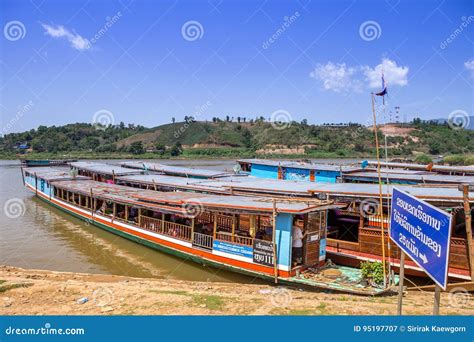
(1, 265), (472, 315)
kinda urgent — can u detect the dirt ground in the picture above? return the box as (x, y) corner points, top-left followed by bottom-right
(0, 265), (472, 315)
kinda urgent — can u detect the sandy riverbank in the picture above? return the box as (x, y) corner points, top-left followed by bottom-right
(0, 265), (472, 315)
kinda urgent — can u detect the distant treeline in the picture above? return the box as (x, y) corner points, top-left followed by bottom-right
(1, 118), (473, 162)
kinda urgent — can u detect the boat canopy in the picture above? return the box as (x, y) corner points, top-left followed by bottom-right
(51, 179), (341, 215)
(120, 161), (240, 179)
(70, 162), (144, 176)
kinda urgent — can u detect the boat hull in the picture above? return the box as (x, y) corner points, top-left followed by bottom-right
(25, 183), (392, 295)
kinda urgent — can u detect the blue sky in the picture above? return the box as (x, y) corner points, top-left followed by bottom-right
(1, 0), (473, 133)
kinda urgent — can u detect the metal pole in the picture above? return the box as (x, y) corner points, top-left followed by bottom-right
(397, 252), (405, 315)
(462, 184), (474, 280)
(272, 199), (278, 284)
(433, 285), (441, 315)
(371, 93), (387, 287)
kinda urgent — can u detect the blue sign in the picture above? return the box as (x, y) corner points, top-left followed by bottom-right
(390, 187), (452, 289)
(212, 240), (253, 258)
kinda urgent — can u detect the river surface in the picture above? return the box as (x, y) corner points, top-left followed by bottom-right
(0, 158), (355, 283)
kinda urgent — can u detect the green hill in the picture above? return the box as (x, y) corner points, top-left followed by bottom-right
(1, 119), (473, 163)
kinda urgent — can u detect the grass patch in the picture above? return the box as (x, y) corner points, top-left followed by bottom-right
(191, 294), (225, 310)
(0, 282), (32, 293)
(150, 290), (190, 296)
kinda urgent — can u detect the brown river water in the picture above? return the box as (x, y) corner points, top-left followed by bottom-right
(0, 158), (356, 284)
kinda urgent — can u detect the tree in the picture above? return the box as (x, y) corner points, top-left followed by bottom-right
(155, 143), (166, 155)
(129, 141), (144, 155)
(170, 142), (182, 156)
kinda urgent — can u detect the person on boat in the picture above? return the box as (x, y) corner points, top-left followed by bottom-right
(292, 221), (305, 266)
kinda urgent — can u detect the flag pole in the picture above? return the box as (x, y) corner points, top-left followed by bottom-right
(371, 92), (387, 288)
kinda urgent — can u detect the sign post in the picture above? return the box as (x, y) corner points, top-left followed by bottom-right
(390, 187), (453, 314)
(396, 251), (405, 315)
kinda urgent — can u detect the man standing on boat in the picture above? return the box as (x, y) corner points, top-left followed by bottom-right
(292, 221), (305, 266)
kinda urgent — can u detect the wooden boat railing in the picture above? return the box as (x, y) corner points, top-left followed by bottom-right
(216, 214), (233, 229)
(196, 213), (233, 229)
(215, 231), (253, 246)
(193, 232), (213, 250)
(139, 216), (192, 242)
(140, 215), (162, 233)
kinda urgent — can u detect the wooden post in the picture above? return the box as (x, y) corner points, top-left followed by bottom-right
(213, 213), (217, 239)
(112, 170), (115, 183)
(272, 199), (278, 284)
(125, 205), (129, 221)
(191, 218), (195, 243)
(90, 189), (94, 217)
(34, 173), (38, 196)
(231, 214), (236, 242)
(20, 167), (25, 186)
(138, 208), (142, 227)
(162, 213), (165, 233)
(397, 252), (405, 315)
(433, 285), (441, 315)
(462, 184), (474, 280)
(371, 93), (387, 287)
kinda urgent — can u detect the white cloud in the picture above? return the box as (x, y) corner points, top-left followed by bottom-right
(310, 58), (409, 92)
(41, 23), (90, 51)
(363, 58), (409, 88)
(465, 59), (474, 77)
(309, 62), (361, 93)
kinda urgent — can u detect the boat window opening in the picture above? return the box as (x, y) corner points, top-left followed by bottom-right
(327, 208), (359, 243)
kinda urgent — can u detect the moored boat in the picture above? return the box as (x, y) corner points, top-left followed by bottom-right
(21, 167), (391, 295)
(68, 162), (474, 282)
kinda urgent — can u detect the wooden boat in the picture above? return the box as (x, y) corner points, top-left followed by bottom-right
(69, 162), (474, 282)
(21, 167), (391, 295)
(20, 159), (77, 167)
(237, 159), (474, 185)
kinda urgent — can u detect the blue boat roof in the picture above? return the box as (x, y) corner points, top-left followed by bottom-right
(238, 159), (362, 172)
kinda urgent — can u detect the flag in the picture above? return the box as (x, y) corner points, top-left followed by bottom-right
(375, 72), (387, 97)
(375, 72), (387, 105)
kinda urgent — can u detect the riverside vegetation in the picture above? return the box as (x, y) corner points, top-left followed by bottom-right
(1, 118), (473, 164)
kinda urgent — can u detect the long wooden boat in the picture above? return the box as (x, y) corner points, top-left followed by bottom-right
(70, 162), (474, 282)
(238, 159), (474, 185)
(20, 159), (77, 167)
(21, 167), (391, 295)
